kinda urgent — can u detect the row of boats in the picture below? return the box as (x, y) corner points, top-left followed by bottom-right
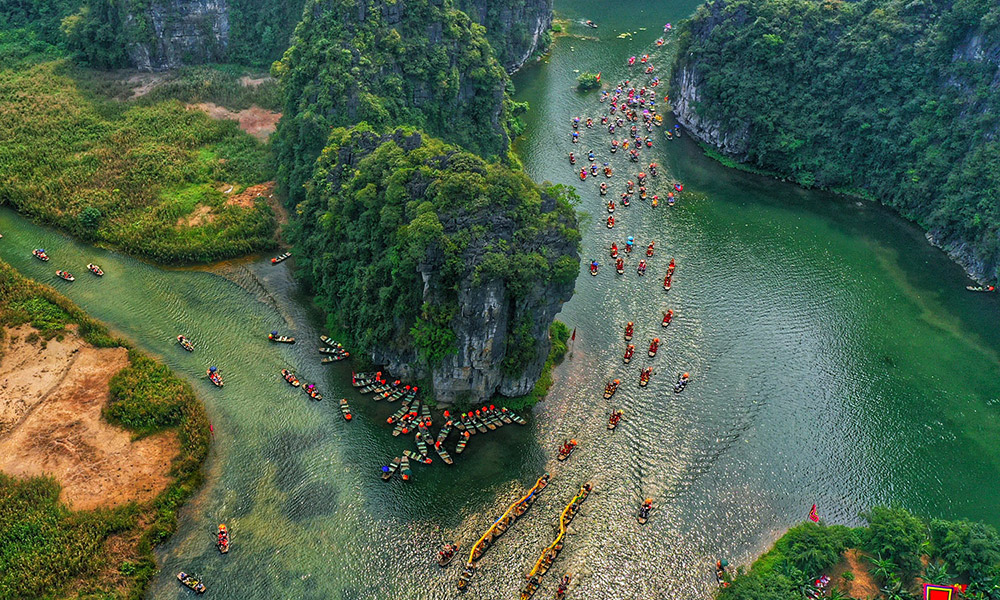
(33, 248), (104, 281)
(520, 483), (593, 600)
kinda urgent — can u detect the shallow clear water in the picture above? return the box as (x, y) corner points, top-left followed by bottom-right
(1, 1), (999, 598)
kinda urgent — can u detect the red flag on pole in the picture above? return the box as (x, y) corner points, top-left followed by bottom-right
(808, 504), (819, 522)
(571, 328), (576, 341)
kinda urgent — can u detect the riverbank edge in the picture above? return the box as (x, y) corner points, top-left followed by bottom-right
(0, 259), (210, 598)
(686, 136), (993, 285)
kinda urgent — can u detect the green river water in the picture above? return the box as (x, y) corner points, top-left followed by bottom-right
(2, 1), (1000, 598)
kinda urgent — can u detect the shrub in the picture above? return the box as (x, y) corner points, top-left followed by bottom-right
(577, 71), (601, 90)
(860, 506), (928, 575)
(79, 205), (101, 230)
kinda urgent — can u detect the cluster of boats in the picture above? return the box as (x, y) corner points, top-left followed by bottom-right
(319, 335), (349, 363)
(30, 249), (105, 282)
(175, 524), (230, 593)
(359, 369), (528, 480)
(457, 473), (551, 592)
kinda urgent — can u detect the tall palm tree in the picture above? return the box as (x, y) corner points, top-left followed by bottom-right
(868, 553), (898, 583)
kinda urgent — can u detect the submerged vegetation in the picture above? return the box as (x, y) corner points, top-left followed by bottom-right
(0, 60), (276, 263)
(0, 260), (209, 598)
(673, 0), (1000, 280)
(720, 507), (1000, 600)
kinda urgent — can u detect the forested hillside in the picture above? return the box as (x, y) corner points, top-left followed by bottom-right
(672, 0), (1000, 281)
(291, 125), (579, 403)
(271, 0), (513, 207)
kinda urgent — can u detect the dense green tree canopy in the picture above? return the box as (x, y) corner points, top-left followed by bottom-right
(272, 0), (513, 207)
(673, 0), (1000, 280)
(291, 125), (579, 371)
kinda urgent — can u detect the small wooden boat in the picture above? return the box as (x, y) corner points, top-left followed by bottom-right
(438, 542), (461, 567)
(280, 369), (300, 386)
(603, 379), (620, 399)
(479, 410), (496, 431)
(405, 449), (432, 465)
(967, 285), (996, 292)
(303, 384), (322, 401)
(87, 263), (104, 276)
(435, 440), (454, 465)
(624, 322), (634, 341)
(556, 440), (578, 461)
(177, 572), (206, 594)
(608, 409), (624, 431)
(415, 432), (431, 460)
(382, 457), (401, 480)
(271, 252), (291, 264)
(639, 367), (652, 387)
(497, 410), (513, 425)
(472, 414), (488, 434)
(33, 249), (49, 261)
(320, 335), (340, 345)
(216, 524), (229, 554)
(456, 431), (470, 454)
(648, 338), (659, 357)
(637, 499), (653, 524)
(318, 346), (346, 355)
(55, 270), (75, 282)
(339, 398), (353, 421)
(400, 455), (412, 481)
(555, 574), (571, 600)
(585, 19), (597, 28)
(623, 344), (634, 364)
(177, 335), (194, 352)
(207, 367), (223, 387)
(506, 409), (527, 425)
(321, 354), (348, 364)
(674, 373), (690, 394)
(268, 331), (295, 343)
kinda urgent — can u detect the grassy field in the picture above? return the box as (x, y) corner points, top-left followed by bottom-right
(0, 260), (210, 599)
(0, 60), (277, 264)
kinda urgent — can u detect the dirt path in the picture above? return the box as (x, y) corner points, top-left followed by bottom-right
(0, 326), (179, 510)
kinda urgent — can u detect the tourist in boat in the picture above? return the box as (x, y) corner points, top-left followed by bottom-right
(637, 171), (646, 183)
(662, 309), (673, 326)
(590, 163), (598, 176)
(649, 163), (658, 177)
(622, 193), (630, 206)
(667, 192), (675, 206)
(623, 344), (634, 363)
(626, 236), (634, 252)
(651, 195), (659, 207)
(648, 338), (659, 356)
(590, 260), (599, 276)
(674, 182), (683, 192)
(638, 498), (653, 524)
(586, 118), (594, 128)
(588, 150), (595, 162)
(646, 241), (655, 256)
(579, 168), (587, 181)
(572, 116), (580, 129)
(607, 199), (615, 213)
(637, 260), (647, 276)
(607, 215), (614, 228)
(615, 257), (625, 274)
(624, 322), (634, 340)
(674, 372), (690, 393)
(600, 182), (608, 195)
(569, 152), (575, 164)
(604, 164), (613, 177)
(572, 131), (579, 143)
(610, 243), (618, 258)
(667, 258), (676, 275)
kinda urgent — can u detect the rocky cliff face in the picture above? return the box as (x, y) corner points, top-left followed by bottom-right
(127, 0), (229, 71)
(457, 0), (552, 72)
(671, 63), (749, 158)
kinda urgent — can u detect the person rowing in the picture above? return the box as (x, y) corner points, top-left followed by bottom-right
(667, 192), (675, 206)
(586, 117), (594, 128)
(667, 258), (676, 275)
(637, 259), (647, 276)
(651, 195), (659, 207)
(569, 152), (576, 164)
(623, 344), (634, 362)
(604, 164), (613, 177)
(647, 241), (655, 256)
(588, 150), (595, 162)
(624, 321), (634, 340)
(648, 337), (659, 356)
(649, 162), (658, 176)
(580, 168), (587, 180)
(590, 163), (598, 176)
(590, 260), (599, 276)
(607, 215), (615, 228)
(616, 257), (625, 274)
(572, 131), (579, 143)
(607, 199), (615, 213)
(662, 309), (673, 327)
(625, 236), (634, 252)
(572, 116), (580, 129)
(600, 182), (608, 195)
(610, 243), (618, 258)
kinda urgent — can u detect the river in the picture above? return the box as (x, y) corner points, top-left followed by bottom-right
(2, 1), (999, 598)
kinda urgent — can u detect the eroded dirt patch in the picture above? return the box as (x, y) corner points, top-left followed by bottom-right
(0, 325), (179, 510)
(178, 204), (215, 227)
(221, 181), (276, 209)
(187, 102), (281, 141)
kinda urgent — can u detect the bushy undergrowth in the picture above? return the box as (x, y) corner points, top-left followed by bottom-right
(0, 60), (276, 263)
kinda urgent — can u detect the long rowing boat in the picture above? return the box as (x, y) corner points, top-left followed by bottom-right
(520, 483), (593, 600)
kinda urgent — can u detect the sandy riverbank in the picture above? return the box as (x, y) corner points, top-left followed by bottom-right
(0, 324), (179, 510)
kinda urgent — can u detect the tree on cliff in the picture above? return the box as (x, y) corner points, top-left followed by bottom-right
(271, 0), (515, 208)
(289, 125), (579, 402)
(672, 0), (1000, 281)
